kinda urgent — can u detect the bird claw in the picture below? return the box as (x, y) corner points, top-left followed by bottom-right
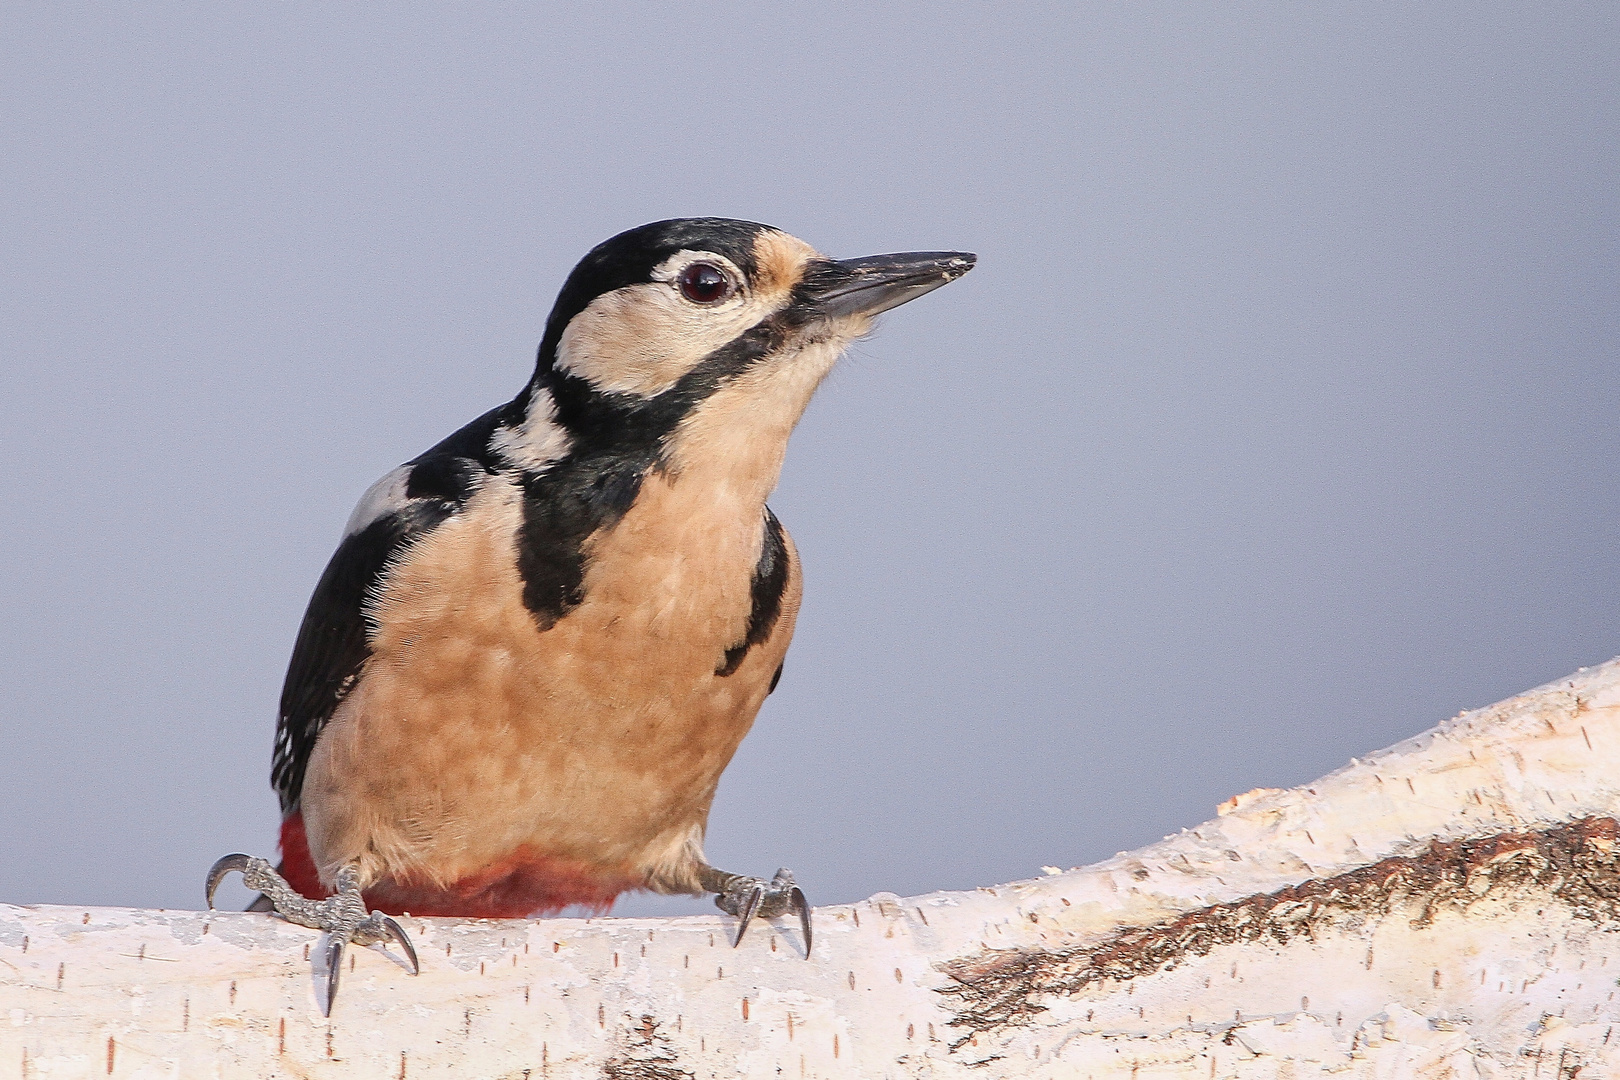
(732, 883), (765, 946)
(205, 853), (280, 909)
(788, 883), (812, 957)
(714, 868), (812, 956)
(375, 915), (420, 975)
(322, 934), (346, 1017)
(205, 854), (251, 908)
(204, 853), (420, 1015)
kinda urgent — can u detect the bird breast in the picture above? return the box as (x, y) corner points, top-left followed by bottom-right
(298, 468), (800, 894)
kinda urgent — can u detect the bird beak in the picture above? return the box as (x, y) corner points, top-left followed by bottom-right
(803, 251), (976, 320)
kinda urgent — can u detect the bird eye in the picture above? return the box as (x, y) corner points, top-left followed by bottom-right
(678, 262), (734, 304)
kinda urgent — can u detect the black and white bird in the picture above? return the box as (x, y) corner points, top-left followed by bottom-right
(208, 217), (974, 1012)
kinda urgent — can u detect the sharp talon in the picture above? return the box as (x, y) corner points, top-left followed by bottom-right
(381, 916), (420, 975)
(322, 935), (345, 1017)
(791, 885), (812, 958)
(733, 883), (765, 947)
(205, 854), (252, 909)
(214, 854), (401, 1013)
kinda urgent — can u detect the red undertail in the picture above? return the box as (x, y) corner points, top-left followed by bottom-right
(277, 813), (639, 919)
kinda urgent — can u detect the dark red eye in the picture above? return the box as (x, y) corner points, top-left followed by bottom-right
(678, 262), (733, 304)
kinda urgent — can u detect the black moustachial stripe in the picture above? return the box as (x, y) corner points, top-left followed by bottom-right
(514, 319), (792, 630)
(716, 508), (790, 677)
(508, 217), (829, 633)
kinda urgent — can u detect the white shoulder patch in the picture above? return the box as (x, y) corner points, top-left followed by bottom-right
(489, 385), (572, 472)
(342, 465), (412, 538)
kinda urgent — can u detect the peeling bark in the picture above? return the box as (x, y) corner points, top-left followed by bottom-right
(3, 658), (1620, 1077)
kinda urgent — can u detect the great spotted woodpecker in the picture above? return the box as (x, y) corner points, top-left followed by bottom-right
(207, 218), (974, 1013)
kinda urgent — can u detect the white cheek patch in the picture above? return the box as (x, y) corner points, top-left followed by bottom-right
(554, 258), (785, 399)
(343, 465), (412, 538)
(489, 384), (572, 472)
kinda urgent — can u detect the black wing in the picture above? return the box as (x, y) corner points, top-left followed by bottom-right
(270, 409), (505, 814)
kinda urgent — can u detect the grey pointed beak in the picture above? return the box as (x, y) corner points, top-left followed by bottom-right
(802, 251), (976, 320)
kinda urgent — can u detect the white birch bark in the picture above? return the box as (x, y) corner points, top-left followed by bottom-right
(5, 658), (1620, 1078)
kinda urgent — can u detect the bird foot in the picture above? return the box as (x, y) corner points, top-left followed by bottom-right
(711, 867), (812, 956)
(206, 854), (419, 1015)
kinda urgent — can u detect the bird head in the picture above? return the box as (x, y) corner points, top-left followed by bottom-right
(525, 218), (974, 476)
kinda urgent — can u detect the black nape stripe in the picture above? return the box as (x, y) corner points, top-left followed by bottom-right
(417, 404), (512, 468)
(716, 508), (790, 677)
(403, 405), (508, 508)
(405, 455), (484, 504)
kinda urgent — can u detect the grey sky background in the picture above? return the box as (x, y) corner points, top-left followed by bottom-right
(2, 5), (1616, 918)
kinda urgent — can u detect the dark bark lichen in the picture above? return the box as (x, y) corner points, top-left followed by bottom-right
(601, 1015), (693, 1080)
(939, 817), (1620, 1047)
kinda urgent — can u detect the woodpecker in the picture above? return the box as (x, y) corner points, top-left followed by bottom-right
(207, 218), (974, 1013)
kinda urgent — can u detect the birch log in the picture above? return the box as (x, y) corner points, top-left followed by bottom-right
(5, 660), (1620, 1079)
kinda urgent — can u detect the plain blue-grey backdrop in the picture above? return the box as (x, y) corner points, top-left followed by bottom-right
(2, 4), (1616, 916)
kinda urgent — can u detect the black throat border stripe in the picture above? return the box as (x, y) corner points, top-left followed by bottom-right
(515, 315), (792, 631)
